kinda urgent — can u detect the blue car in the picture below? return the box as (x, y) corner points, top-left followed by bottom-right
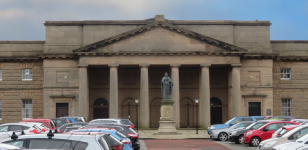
(207, 116), (264, 134)
(73, 128), (133, 150)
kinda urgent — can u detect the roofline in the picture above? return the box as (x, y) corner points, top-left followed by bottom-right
(0, 41), (45, 44)
(44, 20), (271, 26)
(271, 40), (308, 43)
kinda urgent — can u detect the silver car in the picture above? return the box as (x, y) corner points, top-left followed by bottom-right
(0, 143), (23, 149)
(0, 133), (110, 150)
(272, 132), (308, 150)
(209, 121), (254, 141)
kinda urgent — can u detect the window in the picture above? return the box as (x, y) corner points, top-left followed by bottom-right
(4, 140), (25, 147)
(281, 69), (291, 79)
(0, 69), (2, 80)
(282, 98), (291, 116)
(29, 139), (71, 149)
(0, 99), (2, 119)
(242, 118), (253, 121)
(9, 125), (23, 131)
(265, 123), (284, 131)
(231, 118), (240, 124)
(0, 125), (8, 132)
(22, 69), (32, 81)
(22, 100), (32, 119)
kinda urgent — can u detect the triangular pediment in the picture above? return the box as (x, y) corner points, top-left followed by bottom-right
(73, 22), (247, 53)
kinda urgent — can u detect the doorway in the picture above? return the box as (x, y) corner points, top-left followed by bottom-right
(180, 98), (195, 128)
(249, 102), (261, 116)
(56, 103), (69, 118)
(210, 97), (223, 124)
(93, 98), (109, 119)
(150, 98), (162, 128)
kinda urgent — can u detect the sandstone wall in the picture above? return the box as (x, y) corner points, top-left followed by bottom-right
(0, 61), (43, 123)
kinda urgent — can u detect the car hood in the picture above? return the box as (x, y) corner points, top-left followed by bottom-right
(210, 124), (229, 128)
(212, 127), (232, 133)
(260, 137), (280, 145)
(273, 141), (303, 150)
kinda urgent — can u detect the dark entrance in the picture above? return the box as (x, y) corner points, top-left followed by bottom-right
(93, 98), (109, 119)
(249, 102), (261, 116)
(56, 103), (69, 118)
(210, 97), (223, 124)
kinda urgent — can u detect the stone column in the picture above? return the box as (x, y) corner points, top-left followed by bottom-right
(200, 64), (211, 128)
(228, 68), (232, 119)
(170, 64), (180, 128)
(231, 64), (242, 117)
(79, 66), (89, 121)
(109, 64), (119, 118)
(139, 64), (150, 128)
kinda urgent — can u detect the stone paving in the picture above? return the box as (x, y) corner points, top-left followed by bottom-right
(138, 129), (209, 139)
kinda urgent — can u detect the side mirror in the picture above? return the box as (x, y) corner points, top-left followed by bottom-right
(229, 123), (234, 126)
(263, 128), (268, 131)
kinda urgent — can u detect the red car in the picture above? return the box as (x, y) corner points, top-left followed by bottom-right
(243, 121), (299, 147)
(20, 119), (57, 130)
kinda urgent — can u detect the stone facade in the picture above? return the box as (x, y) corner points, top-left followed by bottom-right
(0, 15), (308, 127)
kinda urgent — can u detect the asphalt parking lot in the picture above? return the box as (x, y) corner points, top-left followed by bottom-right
(140, 139), (257, 150)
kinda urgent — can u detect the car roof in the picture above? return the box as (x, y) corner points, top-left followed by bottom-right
(22, 119), (52, 121)
(9, 133), (102, 139)
(283, 125), (299, 130)
(64, 132), (103, 135)
(256, 120), (280, 122)
(78, 128), (116, 131)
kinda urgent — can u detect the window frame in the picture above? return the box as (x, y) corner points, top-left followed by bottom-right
(22, 69), (33, 81)
(22, 99), (32, 119)
(281, 98), (292, 116)
(280, 68), (291, 80)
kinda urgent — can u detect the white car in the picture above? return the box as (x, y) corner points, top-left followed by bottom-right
(0, 133), (110, 149)
(0, 143), (23, 149)
(272, 132), (308, 150)
(89, 119), (134, 127)
(25, 122), (50, 133)
(0, 123), (42, 139)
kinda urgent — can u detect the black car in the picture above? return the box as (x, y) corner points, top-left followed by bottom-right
(50, 118), (68, 128)
(84, 123), (140, 150)
(103, 133), (125, 150)
(57, 122), (88, 133)
(228, 120), (277, 144)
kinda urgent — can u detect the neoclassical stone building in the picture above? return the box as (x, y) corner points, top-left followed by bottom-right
(0, 15), (307, 128)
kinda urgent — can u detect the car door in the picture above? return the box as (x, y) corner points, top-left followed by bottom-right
(261, 123), (284, 140)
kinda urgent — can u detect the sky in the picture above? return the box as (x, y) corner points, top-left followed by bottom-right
(0, 0), (307, 40)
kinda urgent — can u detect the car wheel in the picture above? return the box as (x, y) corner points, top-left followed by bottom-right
(218, 132), (228, 141)
(235, 135), (244, 144)
(250, 137), (260, 147)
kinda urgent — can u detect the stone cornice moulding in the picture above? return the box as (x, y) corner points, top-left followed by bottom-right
(242, 94), (267, 98)
(50, 95), (75, 98)
(20, 92), (34, 99)
(20, 62), (34, 69)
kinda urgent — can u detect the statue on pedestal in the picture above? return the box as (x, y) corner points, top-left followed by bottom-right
(161, 73), (173, 99)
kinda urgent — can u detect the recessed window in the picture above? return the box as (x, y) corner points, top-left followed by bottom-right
(281, 98), (291, 116)
(22, 69), (32, 81)
(22, 100), (32, 119)
(0, 69), (2, 81)
(280, 69), (291, 79)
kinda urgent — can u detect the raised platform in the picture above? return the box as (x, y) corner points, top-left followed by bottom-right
(139, 129), (209, 139)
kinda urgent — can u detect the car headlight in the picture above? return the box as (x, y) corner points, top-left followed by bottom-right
(263, 141), (276, 148)
(246, 131), (253, 136)
(230, 131), (236, 135)
(210, 126), (215, 129)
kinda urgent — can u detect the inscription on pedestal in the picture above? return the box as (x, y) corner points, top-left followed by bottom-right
(163, 107), (172, 118)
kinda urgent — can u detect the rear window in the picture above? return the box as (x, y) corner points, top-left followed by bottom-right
(98, 136), (111, 150)
(116, 132), (126, 138)
(54, 119), (67, 127)
(252, 122), (267, 130)
(279, 129), (289, 136)
(242, 118), (253, 121)
(129, 128), (138, 134)
(255, 118), (264, 121)
(121, 120), (134, 125)
(104, 134), (122, 146)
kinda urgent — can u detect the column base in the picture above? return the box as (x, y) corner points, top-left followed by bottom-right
(158, 121), (177, 135)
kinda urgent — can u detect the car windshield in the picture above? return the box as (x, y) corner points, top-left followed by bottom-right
(278, 129), (289, 136)
(230, 122), (240, 128)
(273, 128), (283, 136)
(224, 118), (234, 124)
(296, 133), (308, 143)
(245, 122), (257, 129)
(251, 122), (267, 130)
(54, 119), (67, 127)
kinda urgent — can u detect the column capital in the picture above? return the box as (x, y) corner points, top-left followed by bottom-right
(139, 63), (150, 68)
(78, 65), (88, 68)
(170, 64), (181, 67)
(231, 64), (242, 67)
(200, 63), (211, 68)
(108, 64), (119, 68)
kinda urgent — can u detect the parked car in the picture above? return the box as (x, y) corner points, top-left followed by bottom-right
(258, 124), (308, 150)
(70, 128), (132, 150)
(272, 125), (298, 138)
(266, 116), (296, 121)
(50, 118), (68, 128)
(243, 121), (299, 146)
(60, 116), (86, 122)
(0, 143), (23, 149)
(20, 119), (57, 130)
(57, 122), (88, 133)
(89, 119), (135, 128)
(62, 126), (81, 133)
(209, 121), (254, 141)
(0, 123), (43, 138)
(272, 132), (308, 150)
(0, 132), (110, 150)
(207, 116), (264, 134)
(84, 123), (140, 150)
(229, 120), (278, 144)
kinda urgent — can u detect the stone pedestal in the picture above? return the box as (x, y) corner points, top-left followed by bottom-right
(158, 99), (177, 135)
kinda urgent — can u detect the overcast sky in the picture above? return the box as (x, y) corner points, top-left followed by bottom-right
(0, 0), (307, 40)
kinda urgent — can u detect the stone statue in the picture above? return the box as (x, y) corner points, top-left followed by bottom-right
(161, 72), (173, 99)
